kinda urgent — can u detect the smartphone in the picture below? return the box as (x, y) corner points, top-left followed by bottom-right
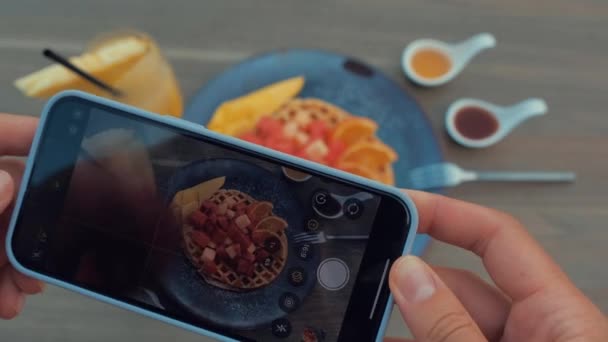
(7, 91), (418, 342)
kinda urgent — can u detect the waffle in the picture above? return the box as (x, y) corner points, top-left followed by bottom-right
(176, 187), (288, 292)
(273, 98), (349, 129)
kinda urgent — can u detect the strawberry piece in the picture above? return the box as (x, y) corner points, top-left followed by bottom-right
(308, 120), (328, 140)
(257, 117), (283, 139)
(190, 231), (211, 248)
(189, 211), (208, 229)
(202, 261), (218, 274)
(217, 216), (229, 229)
(208, 213), (218, 225)
(243, 251), (256, 262)
(326, 139), (347, 165)
(235, 202), (248, 212)
(240, 132), (263, 145)
(216, 245), (228, 260)
(255, 249), (270, 262)
(237, 259), (254, 277)
(234, 231), (252, 250)
(211, 229), (228, 245)
(226, 209), (236, 218)
(226, 223), (241, 240)
(270, 138), (296, 155)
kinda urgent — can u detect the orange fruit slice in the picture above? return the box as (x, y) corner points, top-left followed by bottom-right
(207, 76), (305, 136)
(378, 165), (395, 185)
(255, 216), (288, 233)
(338, 161), (382, 180)
(247, 201), (274, 222)
(330, 117), (378, 146)
(14, 36), (148, 98)
(337, 140), (398, 167)
(338, 161), (395, 185)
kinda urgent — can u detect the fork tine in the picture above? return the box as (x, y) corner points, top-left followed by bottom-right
(294, 236), (318, 243)
(293, 232), (309, 239)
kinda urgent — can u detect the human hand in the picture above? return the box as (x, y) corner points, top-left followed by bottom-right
(387, 190), (608, 342)
(0, 113), (45, 319)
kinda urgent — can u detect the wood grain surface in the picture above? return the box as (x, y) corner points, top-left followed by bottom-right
(1, 0), (607, 341)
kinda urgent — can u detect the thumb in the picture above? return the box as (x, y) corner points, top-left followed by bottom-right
(0, 170), (15, 212)
(389, 256), (486, 342)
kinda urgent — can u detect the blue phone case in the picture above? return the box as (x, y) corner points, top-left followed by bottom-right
(6, 90), (419, 342)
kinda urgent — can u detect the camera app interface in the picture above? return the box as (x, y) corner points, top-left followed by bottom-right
(19, 108), (383, 341)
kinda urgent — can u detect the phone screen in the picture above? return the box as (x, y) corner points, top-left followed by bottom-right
(10, 96), (412, 341)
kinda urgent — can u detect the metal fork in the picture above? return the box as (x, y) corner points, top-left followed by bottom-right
(293, 231), (369, 244)
(408, 162), (576, 190)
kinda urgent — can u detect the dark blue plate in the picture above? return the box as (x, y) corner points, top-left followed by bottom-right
(157, 158), (318, 330)
(184, 49), (442, 256)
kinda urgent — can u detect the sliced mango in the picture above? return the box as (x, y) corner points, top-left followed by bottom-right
(207, 76), (305, 136)
(15, 36), (148, 98)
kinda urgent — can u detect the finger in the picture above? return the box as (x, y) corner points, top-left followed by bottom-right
(0, 169), (14, 213)
(0, 158), (26, 198)
(0, 169), (17, 267)
(0, 266), (26, 319)
(0, 221), (8, 267)
(390, 256), (486, 342)
(433, 266), (510, 340)
(384, 338), (413, 342)
(9, 267), (44, 295)
(0, 113), (38, 156)
(404, 190), (569, 301)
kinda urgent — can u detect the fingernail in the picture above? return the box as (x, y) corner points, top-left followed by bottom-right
(14, 293), (25, 315)
(393, 256), (436, 303)
(0, 170), (10, 193)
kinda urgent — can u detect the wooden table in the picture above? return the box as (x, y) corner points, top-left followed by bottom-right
(1, 0), (606, 340)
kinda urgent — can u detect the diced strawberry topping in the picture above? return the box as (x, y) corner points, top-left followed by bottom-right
(243, 251), (256, 262)
(226, 223), (241, 240)
(208, 213), (218, 225)
(326, 139), (347, 165)
(237, 259), (254, 277)
(189, 211), (208, 229)
(240, 132), (263, 145)
(190, 231), (210, 248)
(226, 209), (236, 218)
(216, 245), (228, 260)
(202, 261), (218, 274)
(235, 201), (248, 211)
(211, 229), (228, 244)
(217, 216), (229, 229)
(257, 117), (284, 139)
(308, 120), (329, 140)
(255, 249), (270, 262)
(268, 138), (296, 155)
(217, 203), (228, 215)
